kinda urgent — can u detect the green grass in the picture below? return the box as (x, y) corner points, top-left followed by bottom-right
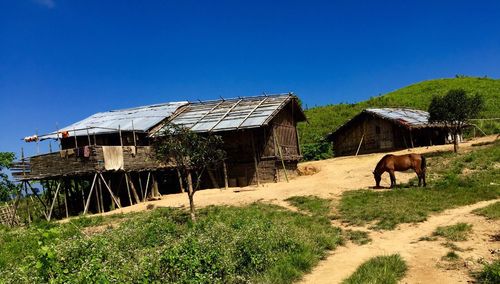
(433, 223), (473, 241)
(344, 230), (371, 245)
(298, 77), (500, 158)
(473, 202), (500, 220)
(338, 141), (500, 230)
(475, 260), (500, 284)
(441, 251), (460, 261)
(0, 203), (342, 283)
(342, 254), (407, 284)
(286, 195), (332, 216)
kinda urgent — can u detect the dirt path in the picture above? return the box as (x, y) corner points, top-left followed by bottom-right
(300, 199), (500, 284)
(99, 135), (497, 216)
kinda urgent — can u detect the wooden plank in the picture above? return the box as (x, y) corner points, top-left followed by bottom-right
(251, 131), (260, 186)
(126, 173), (141, 204)
(83, 173), (98, 215)
(236, 97), (268, 129)
(273, 128), (289, 183)
(47, 180), (62, 221)
(99, 173), (122, 209)
(208, 99), (243, 132)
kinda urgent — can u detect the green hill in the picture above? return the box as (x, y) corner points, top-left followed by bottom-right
(298, 77), (500, 160)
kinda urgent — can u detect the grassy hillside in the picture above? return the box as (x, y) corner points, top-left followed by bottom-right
(299, 77), (500, 147)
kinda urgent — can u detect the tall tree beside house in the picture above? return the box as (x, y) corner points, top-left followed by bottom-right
(428, 89), (484, 152)
(0, 152), (18, 202)
(152, 124), (226, 221)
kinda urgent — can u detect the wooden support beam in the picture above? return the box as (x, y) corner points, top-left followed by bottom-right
(273, 128), (289, 183)
(142, 172), (151, 202)
(23, 182), (31, 224)
(126, 173), (141, 204)
(355, 134), (365, 156)
(125, 172), (133, 206)
(223, 161), (229, 190)
(97, 177), (104, 213)
(237, 97), (268, 129)
(99, 173), (122, 209)
(152, 173), (160, 197)
(47, 180), (62, 221)
(83, 173), (98, 215)
(189, 100), (226, 130)
(177, 169), (185, 193)
(208, 99), (243, 132)
(63, 180), (69, 219)
(251, 131), (260, 186)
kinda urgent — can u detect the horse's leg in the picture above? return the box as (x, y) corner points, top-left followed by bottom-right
(423, 172), (427, 187)
(415, 168), (422, 187)
(389, 170), (396, 188)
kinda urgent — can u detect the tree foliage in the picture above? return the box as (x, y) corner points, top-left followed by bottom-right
(428, 89), (484, 152)
(152, 124), (226, 220)
(0, 152), (17, 202)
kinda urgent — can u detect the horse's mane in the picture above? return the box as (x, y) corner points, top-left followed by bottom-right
(374, 154), (394, 172)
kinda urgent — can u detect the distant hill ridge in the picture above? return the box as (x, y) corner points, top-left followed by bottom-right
(298, 77), (500, 145)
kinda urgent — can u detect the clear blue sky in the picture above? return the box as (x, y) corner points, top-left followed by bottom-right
(1, 0), (499, 157)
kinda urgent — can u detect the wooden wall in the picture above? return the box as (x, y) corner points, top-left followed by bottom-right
(331, 113), (450, 156)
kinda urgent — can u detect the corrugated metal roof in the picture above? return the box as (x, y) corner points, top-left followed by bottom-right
(365, 108), (430, 127)
(39, 102), (187, 140)
(164, 94), (300, 133)
(35, 93), (305, 140)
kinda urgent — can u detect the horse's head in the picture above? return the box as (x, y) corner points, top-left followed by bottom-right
(373, 170), (381, 187)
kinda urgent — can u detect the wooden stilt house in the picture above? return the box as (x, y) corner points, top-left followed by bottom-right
(327, 108), (451, 156)
(12, 93), (306, 219)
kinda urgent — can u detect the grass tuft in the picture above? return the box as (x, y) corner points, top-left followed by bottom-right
(441, 251), (460, 261)
(473, 202), (500, 220)
(342, 254), (407, 284)
(433, 223), (473, 241)
(475, 260), (500, 284)
(344, 230), (372, 245)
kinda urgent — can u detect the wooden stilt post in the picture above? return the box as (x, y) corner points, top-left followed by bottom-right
(98, 176), (104, 213)
(63, 180), (69, 219)
(83, 173), (98, 215)
(251, 131), (260, 186)
(177, 169), (185, 193)
(125, 173), (133, 206)
(23, 182), (31, 224)
(273, 128), (289, 183)
(26, 182), (47, 214)
(152, 173), (160, 197)
(126, 173), (141, 204)
(142, 172), (151, 202)
(222, 161), (229, 190)
(47, 180), (62, 221)
(138, 173), (144, 200)
(99, 173), (122, 209)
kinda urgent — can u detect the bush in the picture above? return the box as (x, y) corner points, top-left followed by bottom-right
(0, 203), (343, 283)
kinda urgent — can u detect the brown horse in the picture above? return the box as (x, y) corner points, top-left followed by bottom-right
(373, 154), (426, 188)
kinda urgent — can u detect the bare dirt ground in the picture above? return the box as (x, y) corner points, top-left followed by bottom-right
(101, 135), (497, 215)
(300, 199), (500, 284)
(94, 135), (498, 283)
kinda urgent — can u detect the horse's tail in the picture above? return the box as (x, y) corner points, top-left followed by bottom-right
(421, 155), (427, 173)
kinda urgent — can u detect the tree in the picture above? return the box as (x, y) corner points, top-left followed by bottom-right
(0, 152), (17, 202)
(428, 89), (484, 152)
(152, 124), (226, 221)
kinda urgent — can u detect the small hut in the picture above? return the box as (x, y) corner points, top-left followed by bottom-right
(12, 93), (305, 218)
(327, 108), (451, 156)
